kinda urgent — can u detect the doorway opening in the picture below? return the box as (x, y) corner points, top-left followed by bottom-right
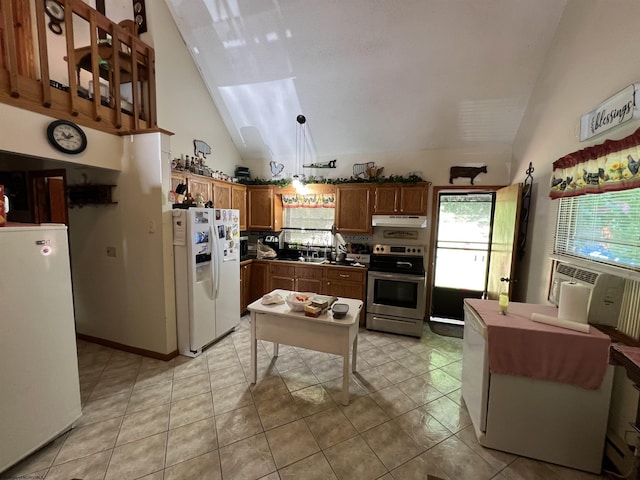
(29, 169), (69, 225)
(430, 191), (495, 324)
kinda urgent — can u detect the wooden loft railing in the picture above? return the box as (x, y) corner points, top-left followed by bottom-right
(0, 0), (158, 135)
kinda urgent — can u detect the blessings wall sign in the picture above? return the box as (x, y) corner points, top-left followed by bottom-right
(580, 84), (640, 141)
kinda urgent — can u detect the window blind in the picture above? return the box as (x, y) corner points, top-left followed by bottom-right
(553, 189), (640, 276)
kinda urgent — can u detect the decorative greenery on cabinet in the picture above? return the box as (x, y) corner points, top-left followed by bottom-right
(245, 173), (426, 187)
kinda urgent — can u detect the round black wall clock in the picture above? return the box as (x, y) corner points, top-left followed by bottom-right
(44, 0), (65, 23)
(47, 120), (88, 155)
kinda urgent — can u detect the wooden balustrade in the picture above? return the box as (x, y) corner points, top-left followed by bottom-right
(0, 0), (158, 135)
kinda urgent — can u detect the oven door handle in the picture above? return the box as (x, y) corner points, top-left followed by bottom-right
(368, 271), (425, 281)
(396, 261), (413, 269)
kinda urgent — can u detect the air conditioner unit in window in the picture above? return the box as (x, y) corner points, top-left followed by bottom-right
(549, 262), (625, 327)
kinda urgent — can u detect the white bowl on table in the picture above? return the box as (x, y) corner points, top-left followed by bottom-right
(285, 292), (315, 311)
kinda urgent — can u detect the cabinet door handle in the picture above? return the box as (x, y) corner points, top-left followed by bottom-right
(339, 274), (349, 278)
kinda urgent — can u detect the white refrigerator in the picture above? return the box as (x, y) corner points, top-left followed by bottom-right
(173, 208), (240, 357)
(0, 224), (82, 473)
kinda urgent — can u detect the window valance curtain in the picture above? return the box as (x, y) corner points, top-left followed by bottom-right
(549, 126), (640, 199)
(282, 193), (336, 208)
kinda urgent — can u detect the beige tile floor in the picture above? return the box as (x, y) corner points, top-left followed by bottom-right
(3, 317), (606, 480)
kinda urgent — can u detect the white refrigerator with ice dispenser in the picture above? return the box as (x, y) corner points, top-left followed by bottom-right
(0, 224), (82, 473)
(173, 208), (240, 357)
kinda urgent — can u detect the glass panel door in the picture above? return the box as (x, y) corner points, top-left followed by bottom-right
(431, 192), (495, 321)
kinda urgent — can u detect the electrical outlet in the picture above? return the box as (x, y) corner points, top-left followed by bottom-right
(106, 246), (116, 257)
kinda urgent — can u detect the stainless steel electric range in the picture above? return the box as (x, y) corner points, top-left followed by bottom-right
(366, 244), (427, 337)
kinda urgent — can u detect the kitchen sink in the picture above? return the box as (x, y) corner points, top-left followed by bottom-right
(300, 257), (328, 264)
(274, 256), (328, 264)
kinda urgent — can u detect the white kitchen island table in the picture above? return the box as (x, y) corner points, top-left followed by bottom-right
(248, 289), (363, 405)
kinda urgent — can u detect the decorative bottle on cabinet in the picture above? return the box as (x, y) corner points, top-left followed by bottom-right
(498, 277), (509, 315)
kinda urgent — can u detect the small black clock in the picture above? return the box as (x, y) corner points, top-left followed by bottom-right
(47, 120), (87, 155)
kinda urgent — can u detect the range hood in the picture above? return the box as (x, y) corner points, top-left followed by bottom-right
(371, 215), (427, 228)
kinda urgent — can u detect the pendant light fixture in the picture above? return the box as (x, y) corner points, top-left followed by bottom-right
(293, 114), (307, 193)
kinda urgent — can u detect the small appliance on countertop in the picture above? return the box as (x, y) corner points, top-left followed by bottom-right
(336, 242), (371, 264)
(261, 234), (281, 254)
(239, 235), (249, 261)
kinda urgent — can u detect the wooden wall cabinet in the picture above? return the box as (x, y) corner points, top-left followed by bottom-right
(372, 184), (399, 214)
(231, 184), (247, 231)
(373, 183), (428, 215)
(335, 184), (372, 234)
(247, 185), (282, 231)
(213, 180), (231, 209)
(187, 176), (212, 203)
(171, 172), (187, 193)
(170, 171), (246, 229)
(398, 183), (428, 214)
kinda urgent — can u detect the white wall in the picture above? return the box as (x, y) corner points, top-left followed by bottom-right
(144, 1), (242, 176)
(69, 133), (176, 354)
(0, 0), (242, 356)
(511, 0), (640, 445)
(67, 0), (243, 354)
(0, 103), (122, 170)
(247, 145), (512, 186)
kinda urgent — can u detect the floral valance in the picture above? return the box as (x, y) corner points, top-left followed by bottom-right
(282, 193), (336, 208)
(550, 126), (640, 199)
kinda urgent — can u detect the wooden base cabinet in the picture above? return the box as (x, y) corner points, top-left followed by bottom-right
(268, 262), (367, 326)
(240, 261), (251, 314)
(249, 261), (269, 304)
(297, 265), (324, 292)
(269, 263), (295, 291)
(269, 262), (324, 293)
(324, 267), (367, 325)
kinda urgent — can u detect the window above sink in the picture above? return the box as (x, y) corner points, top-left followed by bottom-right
(282, 207), (334, 247)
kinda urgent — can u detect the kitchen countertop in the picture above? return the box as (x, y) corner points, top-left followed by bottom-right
(240, 257), (367, 269)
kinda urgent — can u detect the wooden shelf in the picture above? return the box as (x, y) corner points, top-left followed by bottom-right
(67, 184), (116, 208)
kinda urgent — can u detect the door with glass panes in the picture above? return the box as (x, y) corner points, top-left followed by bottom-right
(430, 185), (521, 322)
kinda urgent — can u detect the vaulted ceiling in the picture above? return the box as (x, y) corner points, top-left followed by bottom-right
(165, 0), (567, 163)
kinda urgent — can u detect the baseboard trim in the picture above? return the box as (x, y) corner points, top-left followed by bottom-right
(428, 318), (464, 339)
(76, 333), (178, 362)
